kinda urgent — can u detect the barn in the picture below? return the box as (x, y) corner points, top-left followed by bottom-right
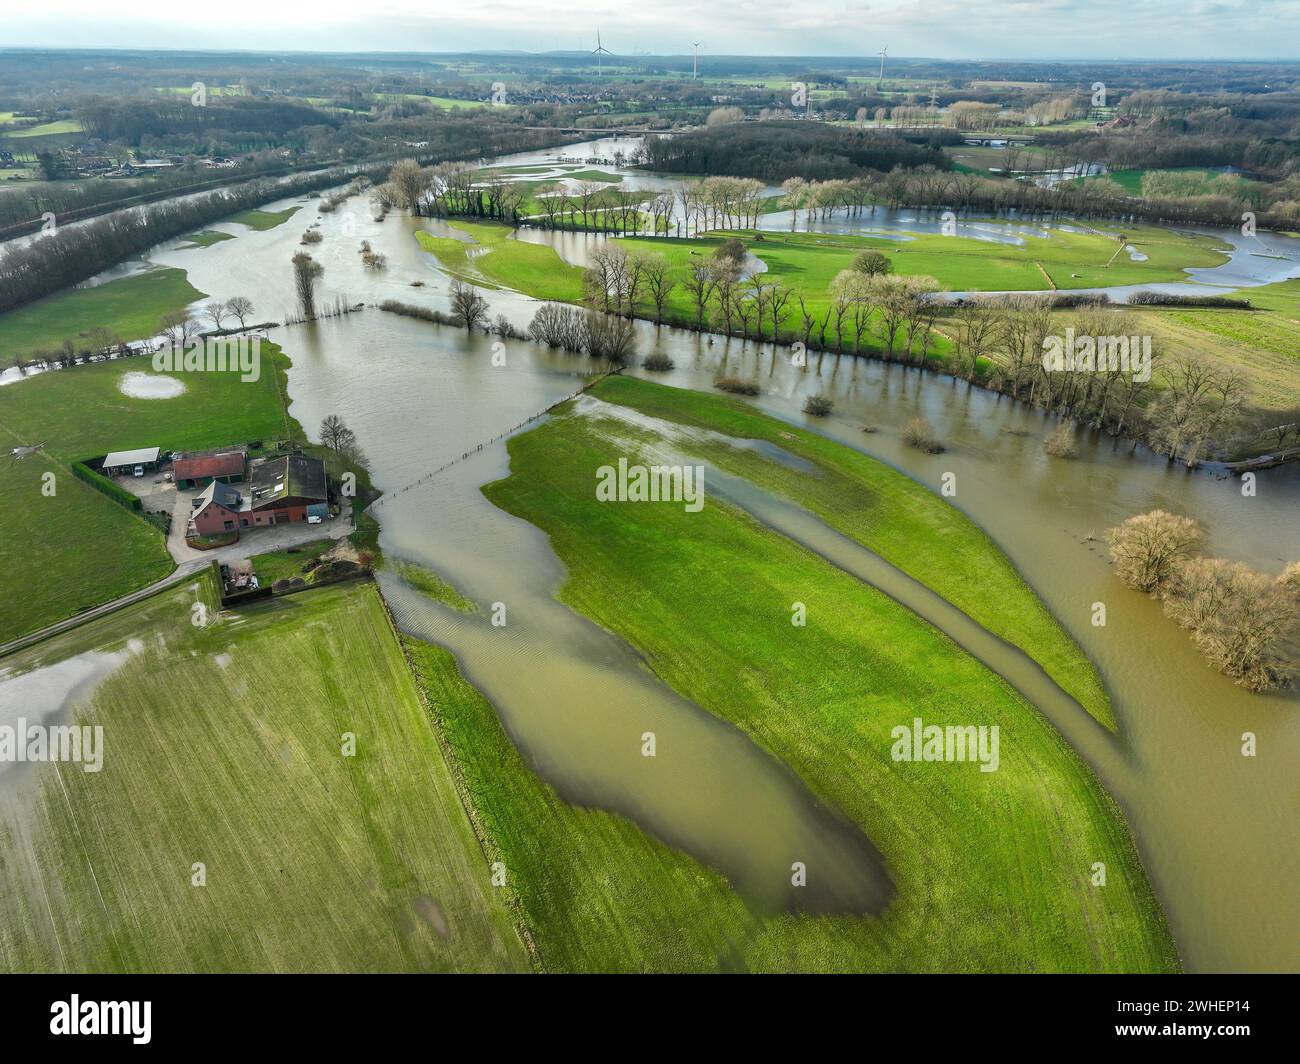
(173, 449), (247, 489)
(244, 455), (329, 527)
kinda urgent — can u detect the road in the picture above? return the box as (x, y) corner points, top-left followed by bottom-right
(0, 560), (210, 660)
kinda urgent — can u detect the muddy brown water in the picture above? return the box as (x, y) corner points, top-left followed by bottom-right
(3, 154), (1298, 969)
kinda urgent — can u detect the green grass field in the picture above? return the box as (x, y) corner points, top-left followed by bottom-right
(0, 575), (530, 972)
(0, 268), (205, 359)
(0, 450), (173, 644)
(0, 343), (291, 460)
(416, 219), (1227, 369)
(181, 230), (236, 249)
(1130, 279), (1300, 414)
(5, 119), (82, 138)
(415, 223), (585, 301)
(250, 538), (335, 585)
(443, 378), (1174, 971)
(593, 376), (1111, 725)
(225, 206), (301, 230)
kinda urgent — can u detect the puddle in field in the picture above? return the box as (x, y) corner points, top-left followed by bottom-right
(119, 372), (186, 399)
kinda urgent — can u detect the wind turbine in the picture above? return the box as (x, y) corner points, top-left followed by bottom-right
(876, 46), (888, 88)
(592, 30), (614, 74)
(692, 42), (702, 81)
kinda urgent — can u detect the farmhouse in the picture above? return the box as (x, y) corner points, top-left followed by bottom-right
(172, 448), (246, 489)
(101, 446), (160, 476)
(186, 454), (330, 541)
(245, 454), (329, 527)
(189, 480), (244, 536)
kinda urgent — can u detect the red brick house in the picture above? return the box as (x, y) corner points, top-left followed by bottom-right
(189, 481), (244, 537)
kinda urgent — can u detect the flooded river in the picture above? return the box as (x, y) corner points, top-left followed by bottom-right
(4, 137), (1298, 970)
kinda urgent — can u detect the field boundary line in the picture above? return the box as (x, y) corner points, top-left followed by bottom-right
(374, 586), (545, 973)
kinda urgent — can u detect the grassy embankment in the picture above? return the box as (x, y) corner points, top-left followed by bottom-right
(0, 341), (293, 644)
(591, 375), (1111, 725)
(396, 377), (1175, 971)
(0, 267), (204, 360)
(0, 574), (529, 972)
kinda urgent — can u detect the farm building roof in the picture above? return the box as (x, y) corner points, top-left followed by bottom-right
(102, 446), (160, 467)
(249, 454), (328, 508)
(173, 450), (246, 481)
(194, 479), (243, 513)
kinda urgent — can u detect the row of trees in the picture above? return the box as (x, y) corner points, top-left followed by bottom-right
(949, 298), (1259, 464)
(0, 166), (366, 315)
(1106, 510), (1299, 691)
(7, 296), (258, 377)
(638, 121), (950, 183)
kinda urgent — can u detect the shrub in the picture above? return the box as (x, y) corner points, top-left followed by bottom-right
(583, 310), (637, 364)
(529, 303), (587, 352)
(902, 416), (944, 453)
(803, 394), (834, 417)
(1163, 557), (1298, 691)
(1104, 510), (1202, 595)
(378, 300), (457, 325)
(300, 229), (324, 245)
(1126, 291), (1252, 309)
(1044, 420), (1078, 458)
(714, 376), (761, 396)
(492, 315), (527, 340)
(642, 353), (675, 371)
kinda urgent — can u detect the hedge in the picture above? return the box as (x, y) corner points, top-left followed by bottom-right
(72, 459), (143, 512)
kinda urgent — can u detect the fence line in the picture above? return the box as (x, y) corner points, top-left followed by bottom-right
(365, 370), (614, 513)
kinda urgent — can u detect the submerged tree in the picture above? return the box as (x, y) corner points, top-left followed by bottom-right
(291, 252), (324, 321)
(449, 279), (490, 332)
(1105, 509), (1202, 596)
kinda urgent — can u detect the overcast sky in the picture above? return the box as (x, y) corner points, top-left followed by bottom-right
(4, 0), (1299, 59)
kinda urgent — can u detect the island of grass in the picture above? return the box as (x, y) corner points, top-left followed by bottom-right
(180, 230), (236, 249)
(396, 377), (1175, 972)
(225, 205), (301, 231)
(0, 267), (204, 360)
(590, 375), (1111, 725)
(0, 574), (529, 972)
(415, 223), (584, 302)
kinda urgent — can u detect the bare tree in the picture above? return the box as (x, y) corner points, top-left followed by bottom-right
(226, 296), (254, 328)
(291, 252), (324, 320)
(641, 253), (674, 324)
(388, 159), (429, 214)
(204, 301), (229, 330)
(319, 413), (356, 454)
(1165, 557), (1298, 691)
(449, 279), (489, 332)
(1105, 509), (1202, 595)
